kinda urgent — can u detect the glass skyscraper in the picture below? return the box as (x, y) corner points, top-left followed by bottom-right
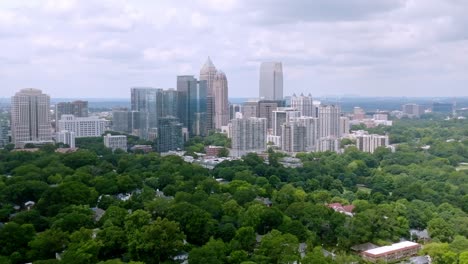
(259, 62), (283, 101)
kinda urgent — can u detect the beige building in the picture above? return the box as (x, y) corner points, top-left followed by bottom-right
(213, 71), (229, 129)
(11, 88), (52, 148)
(361, 241), (420, 263)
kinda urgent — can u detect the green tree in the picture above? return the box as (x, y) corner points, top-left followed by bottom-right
(28, 229), (69, 261)
(127, 217), (185, 263)
(189, 238), (227, 264)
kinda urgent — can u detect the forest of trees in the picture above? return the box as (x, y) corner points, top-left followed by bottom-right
(0, 117), (467, 263)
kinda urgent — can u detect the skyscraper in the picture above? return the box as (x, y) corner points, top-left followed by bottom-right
(131, 87), (163, 130)
(272, 108), (301, 137)
(259, 62), (283, 100)
(281, 120), (306, 153)
(176, 76), (208, 136)
(157, 116), (183, 153)
(162, 89), (179, 118)
(318, 104), (341, 139)
(200, 57), (229, 132)
(112, 109), (147, 137)
(291, 93), (314, 117)
(213, 71), (229, 129)
(11, 88), (52, 148)
(229, 117), (267, 157)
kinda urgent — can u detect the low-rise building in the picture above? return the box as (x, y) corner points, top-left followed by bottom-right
(361, 241), (421, 263)
(103, 134), (127, 152)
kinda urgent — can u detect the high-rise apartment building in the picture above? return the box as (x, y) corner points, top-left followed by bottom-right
(242, 101), (258, 119)
(272, 108), (301, 137)
(57, 115), (109, 138)
(318, 105), (341, 138)
(103, 134), (127, 152)
(316, 137), (340, 153)
(295, 116), (319, 151)
(259, 62), (283, 100)
(11, 88), (53, 148)
(356, 133), (389, 153)
(291, 93), (314, 117)
(281, 120), (306, 153)
(55, 100), (88, 124)
(157, 116), (183, 153)
(339, 116), (350, 136)
(229, 117), (267, 157)
(56, 130), (76, 148)
(229, 104), (242, 120)
(258, 100), (282, 130)
(176, 76), (208, 136)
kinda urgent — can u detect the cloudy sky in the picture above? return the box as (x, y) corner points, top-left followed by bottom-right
(0, 0), (467, 98)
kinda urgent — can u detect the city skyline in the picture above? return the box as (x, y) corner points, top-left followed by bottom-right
(1, 1), (467, 98)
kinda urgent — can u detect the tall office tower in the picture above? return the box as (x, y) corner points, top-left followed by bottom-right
(291, 93), (314, 117)
(104, 134), (127, 152)
(213, 71), (229, 129)
(356, 134), (389, 153)
(272, 108), (301, 137)
(402, 104), (424, 118)
(316, 137), (340, 153)
(295, 116), (319, 151)
(353, 107), (366, 120)
(259, 62), (283, 100)
(0, 119), (9, 148)
(199, 57), (217, 96)
(55, 100), (88, 122)
(242, 101), (258, 119)
(57, 115), (110, 138)
(318, 104), (341, 138)
(229, 117), (267, 157)
(11, 88), (52, 148)
(258, 100), (282, 130)
(176, 76), (208, 136)
(157, 116), (183, 153)
(111, 109), (147, 137)
(281, 120), (306, 153)
(339, 116), (350, 136)
(131, 87), (163, 130)
(56, 130), (76, 148)
(229, 104), (242, 120)
(162, 89), (179, 118)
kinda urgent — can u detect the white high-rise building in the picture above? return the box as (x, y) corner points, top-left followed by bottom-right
(213, 71), (229, 129)
(291, 93), (315, 117)
(281, 120), (306, 153)
(318, 105), (341, 138)
(339, 116), (350, 136)
(11, 88), (52, 148)
(103, 133), (127, 152)
(295, 116), (319, 151)
(259, 62), (283, 100)
(57, 115), (110, 138)
(56, 130), (76, 148)
(316, 137), (340, 153)
(272, 108), (301, 137)
(229, 117), (267, 157)
(356, 134), (389, 153)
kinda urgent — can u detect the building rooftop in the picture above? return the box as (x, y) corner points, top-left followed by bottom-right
(364, 241), (420, 256)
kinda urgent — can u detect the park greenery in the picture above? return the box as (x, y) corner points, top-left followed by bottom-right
(0, 117), (467, 264)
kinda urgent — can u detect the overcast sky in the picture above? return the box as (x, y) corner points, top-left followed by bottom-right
(0, 0), (467, 98)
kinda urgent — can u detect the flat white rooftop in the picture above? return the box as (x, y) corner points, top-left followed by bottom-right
(364, 241), (420, 256)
